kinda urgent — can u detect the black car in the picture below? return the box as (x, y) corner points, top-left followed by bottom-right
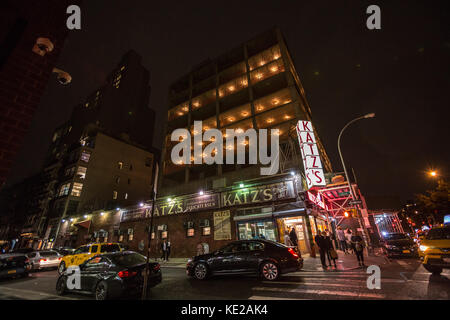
(381, 233), (418, 258)
(56, 251), (161, 300)
(186, 240), (303, 281)
(0, 253), (32, 279)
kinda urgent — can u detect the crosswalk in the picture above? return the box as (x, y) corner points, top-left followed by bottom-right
(248, 268), (407, 300)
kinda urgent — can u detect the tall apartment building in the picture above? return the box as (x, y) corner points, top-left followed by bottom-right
(0, 0), (76, 188)
(14, 50), (157, 249)
(161, 27), (332, 194)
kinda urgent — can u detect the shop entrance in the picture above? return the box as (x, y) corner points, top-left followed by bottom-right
(280, 216), (308, 255)
(237, 220), (277, 242)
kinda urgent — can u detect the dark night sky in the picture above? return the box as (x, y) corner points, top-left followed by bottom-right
(7, 0), (450, 209)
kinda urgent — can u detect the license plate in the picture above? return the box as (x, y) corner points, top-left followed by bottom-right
(402, 250), (410, 253)
(8, 270), (16, 274)
(443, 258), (450, 263)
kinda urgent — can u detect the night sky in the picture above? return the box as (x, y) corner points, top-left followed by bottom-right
(7, 1), (449, 209)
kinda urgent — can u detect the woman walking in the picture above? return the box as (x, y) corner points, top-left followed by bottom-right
(350, 232), (366, 267)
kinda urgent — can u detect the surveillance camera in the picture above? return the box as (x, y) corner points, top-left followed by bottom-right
(32, 37), (54, 56)
(52, 68), (72, 85)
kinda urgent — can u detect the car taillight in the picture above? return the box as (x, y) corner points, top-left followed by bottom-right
(117, 270), (137, 278)
(288, 247), (299, 258)
(58, 257), (62, 261)
(153, 264), (160, 272)
(39, 259), (47, 262)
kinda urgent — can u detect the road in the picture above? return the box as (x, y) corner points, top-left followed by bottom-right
(0, 258), (449, 300)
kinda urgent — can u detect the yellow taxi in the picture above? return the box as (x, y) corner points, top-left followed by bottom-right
(58, 243), (123, 274)
(418, 226), (450, 275)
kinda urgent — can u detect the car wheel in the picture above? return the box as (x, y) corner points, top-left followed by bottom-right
(56, 277), (67, 295)
(260, 261), (279, 281)
(95, 281), (109, 300)
(423, 264), (442, 275)
(193, 263), (208, 280)
(58, 262), (66, 275)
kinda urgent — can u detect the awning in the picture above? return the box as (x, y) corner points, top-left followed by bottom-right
(233, 212), (273, 222)
(74, 220), (91, 229)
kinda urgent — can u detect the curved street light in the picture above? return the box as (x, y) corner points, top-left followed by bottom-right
(337, 113), (375, 249)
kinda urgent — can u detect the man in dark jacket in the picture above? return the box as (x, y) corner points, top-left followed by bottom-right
(314, 232), (328, 269)
(350, 233), (365, 267)
(289, 227), (298, 248)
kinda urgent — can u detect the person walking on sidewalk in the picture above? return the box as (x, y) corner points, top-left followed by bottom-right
(323, 231), (338, 268)
(345, 229), (353, 250)
(336, 227), (348, 253)
(289, 227), (298, 250)
(165, 239), (171, 261)
(314, 232), (329, 269)
(350, 232), (366, 267)
(160, 241), (166, 261)
(284, 231), (293, 246)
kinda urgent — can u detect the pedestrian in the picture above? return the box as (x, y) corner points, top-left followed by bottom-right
(336, 226), (348, 253)
(350, 232), (365, 267)
(196, 243), (204, 256)
(289, 227), (298, 248)
(165, 239), (171, 261)
(314, 232), (329, 269)
(284, 231), (293, 246)
(160, 240), (167, 261)
(345, 229), (353, 250)
(323, 231), (338, 268)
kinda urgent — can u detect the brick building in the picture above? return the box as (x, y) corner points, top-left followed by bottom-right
(0, 0), (76, 188)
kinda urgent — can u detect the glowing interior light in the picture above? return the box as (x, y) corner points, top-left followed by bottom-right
(177, 112), (183, 116)
(182, 106), (188, 111)
(267, 118), (274, 123)
(284, 115), (291, 120)
(228, 117), (235, 122)
(203, 126), (209, 131)
(228, 86), (235, 91)
(236, 128), (244, 133)
(241, 112), (248, 117)
(270, 66), (278, 72)
(260, 61), (265, 66)
(241, 80), (248, 86)
(241, 140), (248, 145)
(199, 191), (204, 196)
(272, 99), (279, 105)
(256, 105), (264, 111)
(193, 101), (200, 107)
(226, 145), (234, 150)
(284, 99), (291, 104)
(274, 54), (280, 59)
(255, 73), (263, 79)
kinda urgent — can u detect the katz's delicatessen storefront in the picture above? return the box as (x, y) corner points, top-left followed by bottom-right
(118, 175), (330, 257)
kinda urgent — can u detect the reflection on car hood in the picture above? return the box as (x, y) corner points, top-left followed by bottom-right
(194, 253), (214, 261)
(386, 239), (414, 246)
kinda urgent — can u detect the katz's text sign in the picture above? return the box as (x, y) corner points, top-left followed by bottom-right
(296, 120), (326, 189)
(214, 210), (231, 240)
(221, 180), (295, 207)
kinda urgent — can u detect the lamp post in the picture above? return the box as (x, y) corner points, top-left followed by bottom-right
(337, 113), (375, 251)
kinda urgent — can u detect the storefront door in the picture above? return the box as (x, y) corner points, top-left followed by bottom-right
(281, 217), (308, 255)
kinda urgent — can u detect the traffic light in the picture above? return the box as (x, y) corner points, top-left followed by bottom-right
(344, 211), (350, 218)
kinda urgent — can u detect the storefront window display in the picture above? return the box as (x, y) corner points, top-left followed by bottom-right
(237, 220), (277, 241)
(280, 216), (309, 254)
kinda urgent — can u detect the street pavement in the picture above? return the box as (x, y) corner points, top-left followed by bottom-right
(0, 251), (449, 300)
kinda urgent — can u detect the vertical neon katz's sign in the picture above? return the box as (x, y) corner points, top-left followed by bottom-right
(296, 120), (326, 189)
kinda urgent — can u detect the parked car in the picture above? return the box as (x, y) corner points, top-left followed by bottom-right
(0, 253), (32, 279)
(186, 239), (303, 281)
(27, 250), (62, 271)
(419, 226), (450, 275)
(58, 243), (123, 274)
(380, 233), (418, 258)
(56, 251), (161, 300)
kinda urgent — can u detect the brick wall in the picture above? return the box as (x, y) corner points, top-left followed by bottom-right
(0, 0), (76, 187)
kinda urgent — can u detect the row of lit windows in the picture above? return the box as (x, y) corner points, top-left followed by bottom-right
(113, 191), (129, 200)
(113, 66), (125, 89)
(58, 182), (83, 197)
(168, 45), (283, 121)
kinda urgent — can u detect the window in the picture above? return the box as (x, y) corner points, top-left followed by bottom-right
(202, 227), (211, 236)
(80, 151), (91, 163)
(187, 228), (195, 237)
(118, 162), (123, 169)
(74, 246), (89, 254)
(124, 193), (128, 199)
(119, 235), (123, 242)
(161, 231), (167, 239)
(71, 183), (83, 197)
(90, 245), (99, 253)
(249, 242), (264, 251)
(113, 191), (118, 199)
(151, 232), (155, 239)
(76, 166), (87, 179)
(59, 183), (70, 196)
(128, 234), (133, 241)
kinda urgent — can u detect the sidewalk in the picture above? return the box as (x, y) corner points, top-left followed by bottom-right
(154, 249), (389, 271)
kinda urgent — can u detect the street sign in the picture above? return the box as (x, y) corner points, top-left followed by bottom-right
(349, 199), (362, 205)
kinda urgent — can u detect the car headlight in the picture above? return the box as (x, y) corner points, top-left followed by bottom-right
(419, 245), (429, 251)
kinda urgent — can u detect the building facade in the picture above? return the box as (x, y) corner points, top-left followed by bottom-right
(0, 0), (76, 188)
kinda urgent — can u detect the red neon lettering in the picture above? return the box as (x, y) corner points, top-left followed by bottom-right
(305, 132), (314, 143)
(314, 170), (323, 183)
(311, 156), (319, 168)
(301, 121), (311, 131)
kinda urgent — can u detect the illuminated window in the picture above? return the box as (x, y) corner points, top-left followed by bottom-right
(59, 183), (70, 196)
(119, 235), (123, 242)
(161, 231), (167, 239)
(118, 162), (123, 169)
(71, 183), (83, 197)
(113, 191), (118, 199)
(187, 228), (195, 237)
(128, 234), (133, 241)
(124, 193), (128, 199)
(76, 166), (87, 179)
(151, 232), (155, 239)
(202, 227), (211, 236)
(120, 66), (125, 71)
(80, 151), (90, 163)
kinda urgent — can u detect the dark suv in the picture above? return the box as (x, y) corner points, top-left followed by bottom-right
(187, 240), (303, 281)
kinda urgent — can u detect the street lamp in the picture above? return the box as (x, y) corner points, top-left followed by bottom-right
(429, 170), (437, 177)
(337, 112), (375, 249)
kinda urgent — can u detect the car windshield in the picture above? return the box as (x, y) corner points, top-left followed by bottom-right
(100, 244), (120, 253)
(426, 228), (450, 240)
(384, 234), (409, 240)
(39, 251), (58, 257)
(108, 253), (146, 267)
